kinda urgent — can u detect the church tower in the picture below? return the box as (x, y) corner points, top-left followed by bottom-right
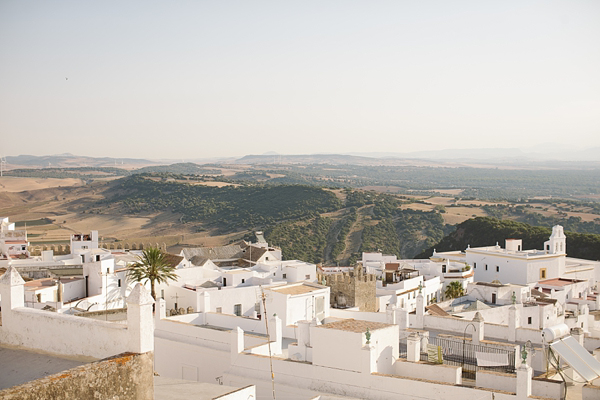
(544, 225), (566, 255)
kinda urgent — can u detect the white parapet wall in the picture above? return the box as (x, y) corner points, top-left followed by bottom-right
(395, 359), (461, 385)
(0, 266), (154, 359)
(476, 370), (564, 399)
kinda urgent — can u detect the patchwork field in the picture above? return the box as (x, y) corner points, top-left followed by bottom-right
(0, 177), (84, 192)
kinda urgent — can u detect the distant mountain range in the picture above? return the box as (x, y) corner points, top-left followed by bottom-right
(346, 146), (600, 162)
(5, 145), (600, 170)
(6, 154), (158, 169)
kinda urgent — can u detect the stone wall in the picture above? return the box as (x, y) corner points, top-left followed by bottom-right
(319, 266), (376, 312)
(0, 352), (153, 400)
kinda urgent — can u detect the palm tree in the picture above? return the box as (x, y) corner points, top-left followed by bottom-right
(444, 281), (464, 300)
(127, 247), (178, 301)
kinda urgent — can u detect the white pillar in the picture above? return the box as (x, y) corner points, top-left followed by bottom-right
(198, 291), (210, 324)
(361, 344), (376, 374)
(407, 332), (421, 362)
(231, 327), (244, 363)
(396, 308), (409, 330)
(155, 298), (166, 325)
(509, 304), (520, 342)
(472, 312), (485, 345)
(386, 303), (397, 324)
(571, 327), (584, 346)
(516, 364), (533, 399)
(416, 292), (425, 329)
(126, 283), (155, 354)
(269, 314), (282, 355)
(0, 266), (25, 326)
(295, 320), (312, 362)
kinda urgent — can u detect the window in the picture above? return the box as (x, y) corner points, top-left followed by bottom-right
(540, 268), (547, 279)
(216, 307), (222, 313)
(305, 274), (310, 280)
(442, 264), (446, 273)
(282, 273), (287, 279)
(234, 304), (242, 316)
(496, 266), (499, 272)
(485, 264), (488, 271)
(528, 317), (532, 325)
(473, 262), (477, 269)
(96, 255), (101, 262)
(118, 279), (121, 287)
(161, 289), (164, 299)
(241, 279), (245, 284)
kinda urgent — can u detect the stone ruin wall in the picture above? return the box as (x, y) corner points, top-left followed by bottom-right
(28, 242), (167, 256)
(318, 266), (377, 312)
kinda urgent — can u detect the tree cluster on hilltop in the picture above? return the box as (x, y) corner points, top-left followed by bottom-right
(415, 217), (600, 261)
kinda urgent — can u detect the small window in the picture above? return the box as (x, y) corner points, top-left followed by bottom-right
(442, 265), (446, 273)
(528, 317), (532, 325)
(234, 304), (242, 316)
(118, 279), (121, 287)
(282, 273), (287, 279)
(241, 279), (245, 284)
(273, 273), (276, 276)
(106, 267), (110, 273)
(473, 262), (477, 269)
(161, 289), (165, 299)
(485, 264), (488, 271)
(496, 266), (499, 272)
(305, 274), (310, 280)
(540, 268), (547, 279)
(216, 307), (222, 313)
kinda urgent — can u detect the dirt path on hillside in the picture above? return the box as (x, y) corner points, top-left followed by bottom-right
(338, 205), (373, 265)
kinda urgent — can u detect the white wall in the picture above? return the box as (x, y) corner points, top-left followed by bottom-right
(310, 324), (398, 375)
(395, 360), (461, 384)
(0, 307), (131, 359)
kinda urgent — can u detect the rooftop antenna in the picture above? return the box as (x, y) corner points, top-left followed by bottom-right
(260, 286), (276, 399)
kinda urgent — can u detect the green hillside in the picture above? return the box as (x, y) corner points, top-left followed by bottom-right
(416, 217), (600, 261)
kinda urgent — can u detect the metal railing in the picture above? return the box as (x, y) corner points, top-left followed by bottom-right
(399, 336), (516, 380)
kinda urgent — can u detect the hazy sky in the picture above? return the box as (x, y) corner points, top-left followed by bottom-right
(1, 1), (599, 159)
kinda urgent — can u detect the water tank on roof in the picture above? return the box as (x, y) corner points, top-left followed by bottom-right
(542, 323), (570, 342)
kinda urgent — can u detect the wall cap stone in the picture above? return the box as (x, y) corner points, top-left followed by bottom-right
(0, 265), (25, 287)
(127, 283), (155, 306)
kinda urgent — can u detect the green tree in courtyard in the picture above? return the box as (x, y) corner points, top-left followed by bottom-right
(444, 281), (464, 300)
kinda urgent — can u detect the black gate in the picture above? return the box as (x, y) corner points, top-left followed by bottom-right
(400, 336), (516, 380)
